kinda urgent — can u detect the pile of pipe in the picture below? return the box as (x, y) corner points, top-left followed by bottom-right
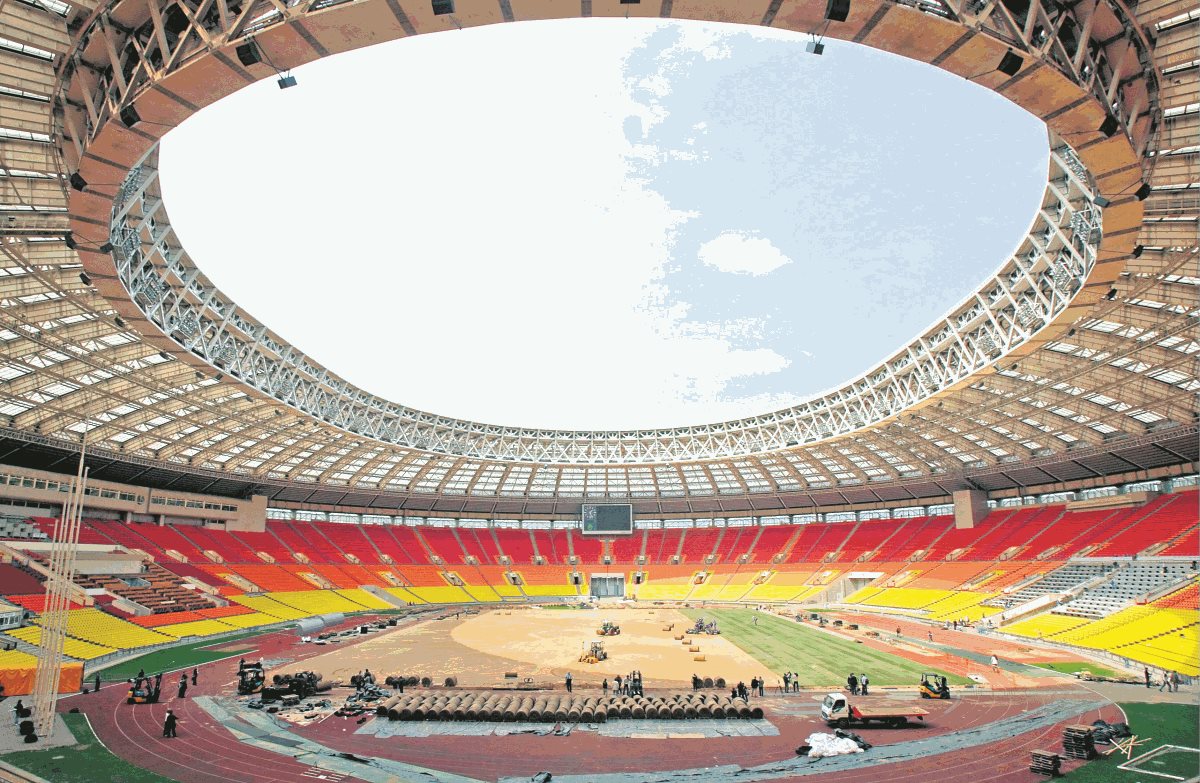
(263, 671), (330, 700)
(373, 691), (763, 722)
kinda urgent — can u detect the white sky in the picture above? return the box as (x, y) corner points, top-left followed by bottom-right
(159, 19), (1047, 431)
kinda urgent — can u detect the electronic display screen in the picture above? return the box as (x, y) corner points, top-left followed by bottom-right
(581, 504), (633, 535)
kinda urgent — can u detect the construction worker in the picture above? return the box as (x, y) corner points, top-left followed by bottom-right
(177, 674), (188, 699)
(564, 672), (573, 693)
(191, 668), (198, 686)
(162, 709), (177, 738)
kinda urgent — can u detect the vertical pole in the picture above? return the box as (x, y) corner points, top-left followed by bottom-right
(30, 435), (87, 740)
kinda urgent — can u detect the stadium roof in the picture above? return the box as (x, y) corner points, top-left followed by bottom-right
(0, 0), (1196, 510)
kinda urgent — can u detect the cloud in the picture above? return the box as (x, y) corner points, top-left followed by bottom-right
(697, 232), (793, 276)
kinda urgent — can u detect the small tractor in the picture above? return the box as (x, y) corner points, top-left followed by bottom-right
(237, 662), (266, 695)
(579, 640), (609, 664)
(597, 620), (621, 636)
(919, 673), (951, 700)
(126, 676), (161, 705)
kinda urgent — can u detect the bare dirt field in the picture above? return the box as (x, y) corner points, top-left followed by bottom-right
(275, 605), (772, 689)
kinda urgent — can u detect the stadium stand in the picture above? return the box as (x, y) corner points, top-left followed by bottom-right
(679, 528), (720, 563)
(569, 529), (603, 564)
(747, 525), (793, 563)
(421, 527), (469, 564)
(494, 528), (536, 564)
(611, 532), (643, 563)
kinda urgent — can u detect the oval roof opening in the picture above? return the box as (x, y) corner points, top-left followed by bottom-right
(160, 18), (1048, 431)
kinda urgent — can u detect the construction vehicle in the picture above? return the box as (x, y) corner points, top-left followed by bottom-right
(237, 662), (266, 695)
(597, 620), (621, 636)
(919, 673), (951, 700)
(126, 676), (161, 705)
(820, 693), (928, 728)
(579, 640), (609, 664)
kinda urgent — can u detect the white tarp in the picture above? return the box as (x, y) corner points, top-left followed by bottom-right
(804, 732), (865, 758)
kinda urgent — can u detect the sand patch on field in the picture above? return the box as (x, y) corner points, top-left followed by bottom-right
(452, 607), (771, 685)
(271, 607), (774, 689)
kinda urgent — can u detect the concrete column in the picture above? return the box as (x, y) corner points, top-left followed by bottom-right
(227, 494), (267, 532)
(953, 489), (988, 529)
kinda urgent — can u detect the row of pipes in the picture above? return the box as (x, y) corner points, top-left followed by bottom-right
(373, 691), (763, 722)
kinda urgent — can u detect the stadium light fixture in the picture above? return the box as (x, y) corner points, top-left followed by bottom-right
(278, 74), (298, 89)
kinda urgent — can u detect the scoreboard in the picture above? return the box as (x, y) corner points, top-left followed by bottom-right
(581, 504), (633, 535)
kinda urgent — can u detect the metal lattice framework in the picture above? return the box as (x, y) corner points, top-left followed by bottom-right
(0, 0), (1196, 505)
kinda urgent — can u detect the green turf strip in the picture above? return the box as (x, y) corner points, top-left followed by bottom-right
(0, 713), (178, 783)
(96, 629), (270, 682)
(681, 608), (969, 687)
(1030, 661), (1127, 680)
(1061, 703), (1199, 782)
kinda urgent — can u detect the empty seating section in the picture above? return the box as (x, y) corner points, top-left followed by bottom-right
(0, 518), (47, 541)
(228, 594), (310, 619)
(530, 529), (566, 564)
(967, 507), (1059, 560)
(50, 608), (173, 649)
(747, 526), (793, 563)
(87, 520), (159, 554)
(458, 529), (495, 564)
(680, 528), (720, 562)
(419, 528), (468, 564)
(1092, 492), (1196, 556)
(5, 625), (115, 659)
(784, 524), (833, 562)
(327, 524), (386, 564)
(494, 529), (535, 564)
(0, 489), (1193, 673)
(230, 529), (292, 561)
(305, 564), (356, 588)
(217, 564), (313, 591)
(393, 565), (447, 587)
(30, 517), (115, 546)
(185, 525), (259, 562)
(687, 571), (733, 600)
(1016, 509), (1115, 559)
(906, 562), (994, 590)
(610, 532), (643, 563)
(1056, 562), (1193, 617)
(924, 521), (993, 560)
(1005, 613), (1092, 639)
(267, 521), (318, 561)
(360, 525), (419, 564)
(333, 588), (395, 610)
(721, 528), (754, 562)
(4, 594), (82, 612)
(568, 530), (602, 564)
(294, 521), (349, 563)
(743, 570), (815, 601)
(129, 524), (206, 560)
(990, 563), (1110, 608)
(875, 516), (948, 560)
(1160, 528), (1198, 557)
(387, 527), (430, 563)
(465, 567), (522, 597)
(838, 521), (895, 561)
(265, 590), (373, 615)
(0, 564), (44, 596)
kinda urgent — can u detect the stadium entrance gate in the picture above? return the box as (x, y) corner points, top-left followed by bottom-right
(590, 574), (625, 599)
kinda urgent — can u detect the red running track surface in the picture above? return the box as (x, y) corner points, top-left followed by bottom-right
(64, 616), (1117, 783)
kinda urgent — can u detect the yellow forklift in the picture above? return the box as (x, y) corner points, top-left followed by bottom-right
(919, 672), (951, 699)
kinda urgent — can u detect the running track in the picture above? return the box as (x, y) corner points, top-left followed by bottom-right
(62, 616), (1119, 783)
